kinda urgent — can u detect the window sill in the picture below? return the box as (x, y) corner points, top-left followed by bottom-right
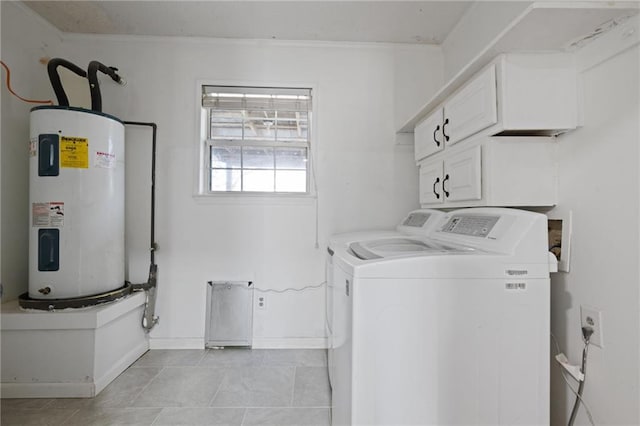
(192, 192), (317, 206)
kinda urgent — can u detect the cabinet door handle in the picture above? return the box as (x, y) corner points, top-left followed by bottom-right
(345, 279), (350, 296)
(442, 174), (450, 198)
(433, 125), (441, 147)
(433, 177), (440, 199)
(442, 118), (450, 142)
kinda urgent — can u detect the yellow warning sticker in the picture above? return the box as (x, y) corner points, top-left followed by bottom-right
(60, 136), (89, 168)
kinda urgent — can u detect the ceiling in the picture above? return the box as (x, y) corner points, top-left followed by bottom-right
(22, 1), (474, 44)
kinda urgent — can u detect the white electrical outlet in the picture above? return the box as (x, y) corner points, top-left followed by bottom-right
(257, 295), (267, 310)
(580, 305), (604, 348)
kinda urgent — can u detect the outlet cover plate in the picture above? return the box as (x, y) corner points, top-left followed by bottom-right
(257, 295), (267, 310)
(580, 305), (604, 348)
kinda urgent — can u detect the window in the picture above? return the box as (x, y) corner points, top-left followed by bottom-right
(201, 85), (312, 194)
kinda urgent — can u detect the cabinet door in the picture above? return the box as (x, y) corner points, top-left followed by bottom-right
(419, 161), (444, 205)
(414, 108), (444, 162)
(443, 146), (481, 202)
(444, 65), (497, 146)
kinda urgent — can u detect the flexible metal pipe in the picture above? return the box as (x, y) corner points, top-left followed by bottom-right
(87, 61), (125, 112)
(568, 344), (589, 426)
(568, 329), (593, 426)
(46, 58), (87, 107)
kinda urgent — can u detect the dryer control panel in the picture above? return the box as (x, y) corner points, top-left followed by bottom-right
(396, 209), (445, 236)
(432, 208), (546, 260)
(440, 215), (500, 238)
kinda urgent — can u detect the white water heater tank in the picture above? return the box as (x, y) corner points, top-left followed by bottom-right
(29, 106), (125, 299)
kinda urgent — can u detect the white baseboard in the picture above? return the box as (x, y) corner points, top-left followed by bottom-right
(149, 338), (205, 349)
(94, 339), (149, 394)
(149, 337), (328, 349)
(0, 382), (95, 399)
(251, 337), (328, 349)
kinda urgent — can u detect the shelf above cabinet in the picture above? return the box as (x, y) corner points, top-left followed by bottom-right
(398, 1), (639, 133)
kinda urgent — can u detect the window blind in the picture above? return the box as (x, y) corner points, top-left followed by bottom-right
(202, 86), (312, 112)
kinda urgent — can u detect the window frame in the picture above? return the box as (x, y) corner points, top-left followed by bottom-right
(196, 82), (316, 199)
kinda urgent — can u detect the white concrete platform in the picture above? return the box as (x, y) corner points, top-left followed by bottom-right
(1, 291), (149, 398)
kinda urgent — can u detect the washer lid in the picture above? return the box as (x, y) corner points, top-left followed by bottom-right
(349, 237), (474, 260)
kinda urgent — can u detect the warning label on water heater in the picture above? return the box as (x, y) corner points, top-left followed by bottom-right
(32, 202), (64, 227)
(60, 136), (89, 168)
(95, 151), (116, 169)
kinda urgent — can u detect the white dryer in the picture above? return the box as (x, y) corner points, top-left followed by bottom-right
(331, 207), (557, 426)
(326, 209), (444, 387)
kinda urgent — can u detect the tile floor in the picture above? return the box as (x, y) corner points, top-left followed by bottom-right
(1, 349), (331, 426)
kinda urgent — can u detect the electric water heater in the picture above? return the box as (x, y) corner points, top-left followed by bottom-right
(29, 106), (125, 299)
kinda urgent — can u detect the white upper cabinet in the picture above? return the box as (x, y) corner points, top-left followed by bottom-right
(413, 53), (577, 162)
(444, 66), (498, 147)
(414, 108), (444, 162)
(442, 146), (482, 202)
(419, 135), (557, 208)
(418, 161), (444, 205)
(497, 54), (577, 133)
(420, 145), (482, 206)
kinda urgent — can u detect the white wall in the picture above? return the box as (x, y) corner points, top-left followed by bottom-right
(394, 46), (443, 131)
(0, 2), (62, 303)
(440, 1), (531, 80)
(44, 34), (441, 347)
(549, 18), (640, 425)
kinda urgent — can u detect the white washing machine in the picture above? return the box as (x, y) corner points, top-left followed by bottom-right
(331, 208), (557, 426)
(326, 209), (445, 387)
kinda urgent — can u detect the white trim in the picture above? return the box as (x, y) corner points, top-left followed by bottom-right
(59, 31), (442, 52)
(251, 337), (328, 349)
(195, 106), (209, 194)
(533, 1), (640, 11)
(149, 338), (205, 349)
(193, 193), (316, 206)
(0, 382), (95, 399)
(194, 80), (319, 199)
(94, 339), (149, 394)
(147, 337), (327, 349)
(575, 14), (640, 73)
